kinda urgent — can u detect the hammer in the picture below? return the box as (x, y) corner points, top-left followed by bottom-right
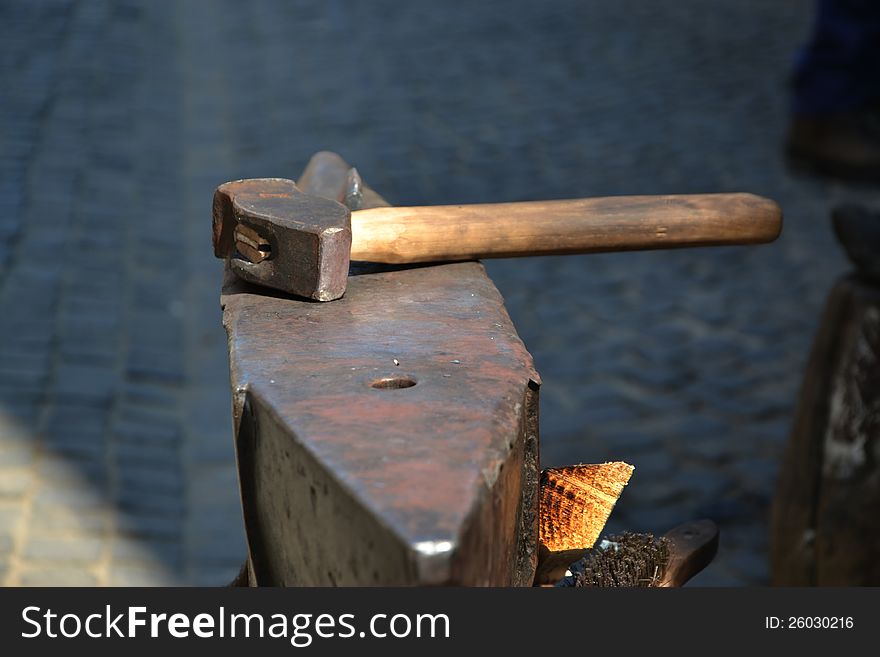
(213, 177), (782, 301)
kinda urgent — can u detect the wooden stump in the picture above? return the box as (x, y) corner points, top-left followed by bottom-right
(770, 275), (880, 585)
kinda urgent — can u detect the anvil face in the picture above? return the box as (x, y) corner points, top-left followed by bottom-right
(223, 261), (541, 586)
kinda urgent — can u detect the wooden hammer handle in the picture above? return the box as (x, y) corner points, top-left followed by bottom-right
(350, 193), (781, 263)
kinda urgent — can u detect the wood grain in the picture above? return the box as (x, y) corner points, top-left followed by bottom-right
(770, 277), (880, 585)
(535, 461), (633, 584)
(350, 193), (781, 263)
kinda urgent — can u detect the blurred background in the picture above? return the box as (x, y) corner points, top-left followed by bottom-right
(1, 0), (878, 586)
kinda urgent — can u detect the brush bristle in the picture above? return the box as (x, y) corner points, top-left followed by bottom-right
(572, 532), (670, 587)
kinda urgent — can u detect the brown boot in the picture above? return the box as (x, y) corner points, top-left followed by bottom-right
(785, 109), (880, 182)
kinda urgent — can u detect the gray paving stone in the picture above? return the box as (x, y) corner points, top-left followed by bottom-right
(724, 547), (771, 584)
(24, 537), (103, 563)
(43, 433), (106, 461)
(28, 508), (108, 535)
(34, 485), (108, 513)
(53, 362), (117, 406)
(0, 444), (36, 468)
(116, 464), (184, 495)
(115, 442), (180, 468)
(188, 529), (247, 565)
(612, 503), (692, 537)
(127, 313), (182, 347)
(0, 500), (21, 528)
(116, 511), (183, 540)
(45, 404), (106, 435)
(19, 568), (99, 587)
(125, 348), (186, 384)
(0, 386), (43, 412)
(115, 402), (179, 428)
(114, 489), (184, 518)
(736, 457), (781, 492)
(0, 404), (40, 427)
(61, 296), (124, 322)
(184, 434), (236, 466)
(687, 564), (747, 587)
(110, 538), (183, 568)
(188, 465), (239, 503)
(120, 382), (181, 408)
(0, 468), (32, 498)
(36, 457), (106, 486)
(189, 567), (240, 586)
(626, 450), (678, 478)
(112, 417), (180, 447)
(624, 478), (690, 506)
(0, 364), (47, 389)
(678, 469), (738, 507)
(693, 494), (760, 525)
(106, 565), (178, 587)
(58, 338), (119, 365)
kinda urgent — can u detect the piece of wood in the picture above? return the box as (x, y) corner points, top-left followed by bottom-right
(770, 275), (880, 585)
(658, 519), (719, 587)
(350, 193), (782, 264)
(534, 462), (634, 585)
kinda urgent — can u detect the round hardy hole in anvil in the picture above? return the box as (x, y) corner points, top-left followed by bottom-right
(369, 375), (417, 390)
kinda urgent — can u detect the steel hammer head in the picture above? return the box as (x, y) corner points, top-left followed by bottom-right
(213, 178), (352, 301)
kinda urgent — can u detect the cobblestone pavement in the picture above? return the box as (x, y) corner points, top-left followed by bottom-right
(1, 0), (878, 586)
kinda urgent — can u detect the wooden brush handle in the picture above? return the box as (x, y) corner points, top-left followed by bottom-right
(350, 193), (781, 263)
(658, 519), (719, 587)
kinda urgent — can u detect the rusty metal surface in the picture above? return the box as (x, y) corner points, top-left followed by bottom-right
(222, 152), (541, 586)
(297, 151), (387, 211)
(213, 178), (352, 301)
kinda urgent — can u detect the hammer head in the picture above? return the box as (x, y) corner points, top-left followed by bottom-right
(213, 178), (352, 301)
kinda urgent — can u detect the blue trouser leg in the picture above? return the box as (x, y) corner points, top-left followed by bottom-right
(792, 0), (880, 116)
